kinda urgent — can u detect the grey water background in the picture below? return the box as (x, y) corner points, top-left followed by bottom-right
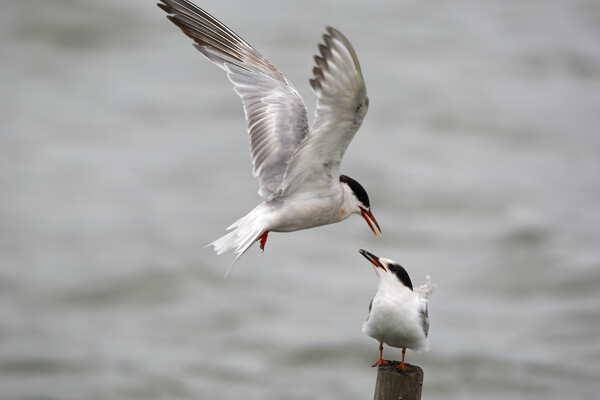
(2, 0), (599, 399)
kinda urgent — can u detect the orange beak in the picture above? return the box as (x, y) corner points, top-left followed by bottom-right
(360, 206), (382, 237)
(359, 249), (386, 271)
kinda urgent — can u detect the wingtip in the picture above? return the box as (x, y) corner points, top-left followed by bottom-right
(325, 26), (339, 35)
(157, 2), (169, 13)
(324, 26), (346, 43)
(309, 78), (322, 92)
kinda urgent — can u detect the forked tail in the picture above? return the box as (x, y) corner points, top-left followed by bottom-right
(208, 205), (267, 270)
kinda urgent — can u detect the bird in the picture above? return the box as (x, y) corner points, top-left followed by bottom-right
(359, 249), (436, 371)
(157, 0), (381, 265)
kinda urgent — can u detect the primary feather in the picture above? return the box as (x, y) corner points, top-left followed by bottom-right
(158, 0), (309, 198)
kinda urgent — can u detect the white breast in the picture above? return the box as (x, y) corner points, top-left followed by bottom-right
(362, 286), (430, 352)
(267, 189), (348, 232)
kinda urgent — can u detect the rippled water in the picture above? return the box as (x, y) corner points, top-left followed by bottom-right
(2, 1), (599, 399)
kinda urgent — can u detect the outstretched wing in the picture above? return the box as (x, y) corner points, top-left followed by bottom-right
(280, 27), (368, 195)
(158, 0), (309, 198)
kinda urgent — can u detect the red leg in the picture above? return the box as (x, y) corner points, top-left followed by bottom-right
(397, 347), (411, 371)
(372, 343), (389, 367)
(258, 231), (269, 251)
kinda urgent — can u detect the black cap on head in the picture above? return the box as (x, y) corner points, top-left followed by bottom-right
(387, 262), (413, 290)
(339, 175), (370, 208)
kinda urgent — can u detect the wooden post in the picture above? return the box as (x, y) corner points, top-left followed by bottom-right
(373, 361), (423, 400)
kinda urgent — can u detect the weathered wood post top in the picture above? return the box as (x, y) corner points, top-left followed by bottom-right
(373, 361), (424, 400)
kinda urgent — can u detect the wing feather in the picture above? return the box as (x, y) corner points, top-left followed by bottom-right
(281, 27), (368, 195)
(158, 0), (309, 198)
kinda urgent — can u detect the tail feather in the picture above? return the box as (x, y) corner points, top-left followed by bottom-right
(208, 205), (268, 269)
(414, 275), (437, 300)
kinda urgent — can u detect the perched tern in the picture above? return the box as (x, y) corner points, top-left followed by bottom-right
(359, 250), (436, 371)
(158, 0), (381, 264)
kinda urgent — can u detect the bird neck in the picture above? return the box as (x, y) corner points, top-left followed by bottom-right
(376, 277), (412, 298)
(339, 181), (359, 217)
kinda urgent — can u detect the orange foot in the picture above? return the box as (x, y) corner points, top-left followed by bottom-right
(372, 358), (389, 367)
(397, 362), (411, 371)
(258, 231), (269, 251)
(372, 343), (389, 367)
(396, 348), (411, 371)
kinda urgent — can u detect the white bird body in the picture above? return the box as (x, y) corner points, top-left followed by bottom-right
(359, 250), (436, 370)
(212, 181), (363, 257)
(212, 188), (344, 253)
(363, 274), (431, 352)
(158, 0), (381, 264)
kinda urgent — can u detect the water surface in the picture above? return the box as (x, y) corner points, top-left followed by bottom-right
(1, 1), (599, 399)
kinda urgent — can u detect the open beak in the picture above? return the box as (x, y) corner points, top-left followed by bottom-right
(359, 249), (386, 272)
(360, 207), (382, 237)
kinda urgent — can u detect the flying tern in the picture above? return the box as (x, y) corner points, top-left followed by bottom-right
(158, 0), (381, 264)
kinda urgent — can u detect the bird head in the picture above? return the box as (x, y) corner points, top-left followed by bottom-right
(359, 249), (413, 291)
(339, 175), (381, 237)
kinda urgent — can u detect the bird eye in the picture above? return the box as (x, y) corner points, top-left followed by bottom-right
(388, 264), (397, 272)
